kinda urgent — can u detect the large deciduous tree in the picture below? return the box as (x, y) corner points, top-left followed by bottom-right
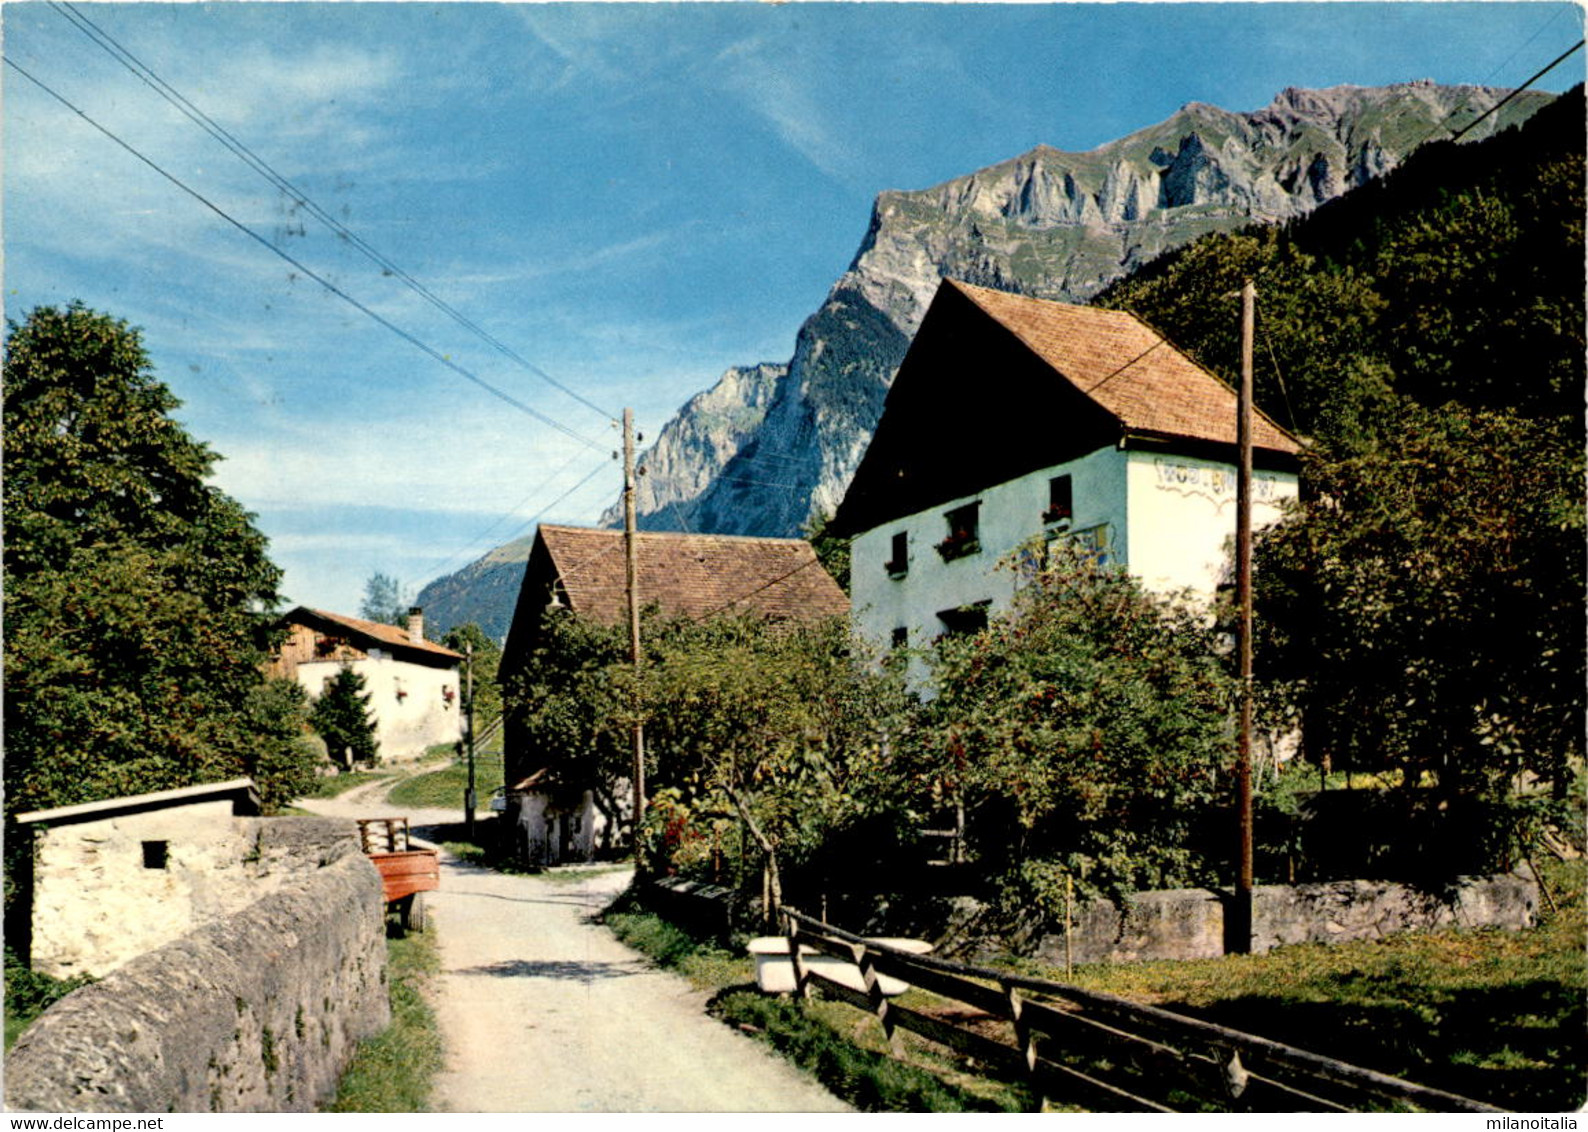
(3, 304), (311, 814)
(1255, 403), (1584, 800)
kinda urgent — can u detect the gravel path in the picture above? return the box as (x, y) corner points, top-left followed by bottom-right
(297, 780), (847, 1113)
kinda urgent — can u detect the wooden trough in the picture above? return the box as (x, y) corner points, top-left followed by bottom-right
(357, 817), (439, 933)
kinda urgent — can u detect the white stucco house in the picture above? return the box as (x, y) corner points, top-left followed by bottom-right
(830, 278), (1304, 663)
(270, 606), (464, 763)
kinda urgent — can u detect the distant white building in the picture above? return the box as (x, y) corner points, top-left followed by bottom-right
(831, 279), (1303, 662)
(270, 606), (464, 763)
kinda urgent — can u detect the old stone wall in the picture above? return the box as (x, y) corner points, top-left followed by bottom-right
(1025, 874), (1537, 967)
(4, 827), (389, 1113)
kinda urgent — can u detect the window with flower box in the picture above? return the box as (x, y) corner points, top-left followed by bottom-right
(936, 502), (981, 561)
(884, 531), (909, 577)
(1043, 475), (1073, 526)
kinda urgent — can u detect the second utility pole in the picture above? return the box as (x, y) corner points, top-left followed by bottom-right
(1233, 280), (1256, 954)
(623, 408), (646, 860)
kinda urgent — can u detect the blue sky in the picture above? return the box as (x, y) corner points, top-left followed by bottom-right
(6, 1), (1583, 617)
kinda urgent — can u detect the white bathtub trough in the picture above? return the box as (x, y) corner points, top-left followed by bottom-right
(748, 936), (933, 996)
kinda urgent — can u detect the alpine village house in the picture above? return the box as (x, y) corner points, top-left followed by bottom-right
(270, 606), (464, 763)
(830, 278), (1304, 662)
(499, 524), (850, 866)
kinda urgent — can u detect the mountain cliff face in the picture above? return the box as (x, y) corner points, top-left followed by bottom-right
(606, 80), (1551, 537)
(426, 80), (1553, 640)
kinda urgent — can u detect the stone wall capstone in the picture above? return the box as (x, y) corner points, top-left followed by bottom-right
(4, 826), (389, 1113)
(1022, 874), (1538, 967)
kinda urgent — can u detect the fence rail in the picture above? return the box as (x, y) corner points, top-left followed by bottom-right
(780, 907), (1505, 1114)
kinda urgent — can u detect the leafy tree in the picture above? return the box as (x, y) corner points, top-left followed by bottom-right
(1255, 403), (1584, 800)
(360, 572), (410, 628)
(502, 609), (915, 910)
(916, 546), (1235, 919)
(309, 666), (379, 769)
(3, 304), (310, 814)
(804, 511), (851, 595)
(633, 614), (914, 913)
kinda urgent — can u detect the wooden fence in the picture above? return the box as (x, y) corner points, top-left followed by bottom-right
(780, 908), (1505, 1114)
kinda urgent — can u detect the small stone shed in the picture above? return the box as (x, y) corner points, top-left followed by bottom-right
(12, 778), (334, 979)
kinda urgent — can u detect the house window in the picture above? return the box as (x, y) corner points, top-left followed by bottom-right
(142, 841), (169, 870)
(885, 532), (909, 578)
(1044, 476), (1073, 525)
(891, 626), (909, 649)
(937, 602), (990, 637)
(936, 502), (981, 561)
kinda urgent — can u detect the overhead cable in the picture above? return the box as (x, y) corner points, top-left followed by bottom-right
(48, 0), (618, 424)
(7, 57), (608, 454)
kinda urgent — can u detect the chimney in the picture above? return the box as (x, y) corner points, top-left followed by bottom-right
(408, 607), (425, 645)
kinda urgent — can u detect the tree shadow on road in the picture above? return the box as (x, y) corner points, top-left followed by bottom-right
(449, 958), (647, 982)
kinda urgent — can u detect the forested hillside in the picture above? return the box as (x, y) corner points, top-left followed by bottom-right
(1098, 86), (1585, 799)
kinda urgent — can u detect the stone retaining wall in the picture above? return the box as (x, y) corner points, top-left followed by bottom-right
(1027, 874), (1538, 967)
(4, 822), (389, 1113)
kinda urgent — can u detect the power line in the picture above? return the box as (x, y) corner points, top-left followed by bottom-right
(690, 554), (824, 622)
(416, 448), (600, 583)
(7, 56), (610, 455)
(1082, 337), (1165, 397)
(47, 0), (618, 424)
(1449, 40), (1584, 142)
(425, 454), (617, 591)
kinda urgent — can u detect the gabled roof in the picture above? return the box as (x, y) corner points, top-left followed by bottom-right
(283, 607), (463, 664)
(832, 278), (1302, 535)
(533, 525), (849, 624)
(14, 778), (261, 826)
(947, 280), (1301, 455)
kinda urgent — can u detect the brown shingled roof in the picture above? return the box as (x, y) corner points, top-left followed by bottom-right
(948, 280), (1301, 455)
(296, 607), (463, 661)
(539, 525), (848, 623)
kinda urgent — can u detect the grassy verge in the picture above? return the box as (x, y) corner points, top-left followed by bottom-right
(304, 770), (393, 799)
(323, 929), (443, 1112)
(4, 954), (93, 1051)
(1018, 858), (1587, 1111)
(602, 894), (1031, 1112)
(388, 751), (504, 810)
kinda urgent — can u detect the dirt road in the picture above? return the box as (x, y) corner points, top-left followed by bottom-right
(297, 783), (846, 1112)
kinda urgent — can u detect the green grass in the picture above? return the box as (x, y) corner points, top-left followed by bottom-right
(387, 751), (503, 810)
(1019, 858), (1588, 1111)
(4, 955), (93, 1052)
(323, 929), (443, 1112)
(303, 770), (392, 799)
(602, 897), (1030, 1112)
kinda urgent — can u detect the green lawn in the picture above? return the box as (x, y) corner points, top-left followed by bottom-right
(387, 751), (503, 810)
(303, 770), (393, 799)
(1024, 859), (1587, 1111)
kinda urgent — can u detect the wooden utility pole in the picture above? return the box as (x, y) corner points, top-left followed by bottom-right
(464, 643), (476, 842)
(622, 408), (646, 857)
(1233, 279), (1256, 954)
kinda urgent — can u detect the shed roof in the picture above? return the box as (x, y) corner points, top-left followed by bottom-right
(14, 778), (262, 826)
(536, 525), (849, 624)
